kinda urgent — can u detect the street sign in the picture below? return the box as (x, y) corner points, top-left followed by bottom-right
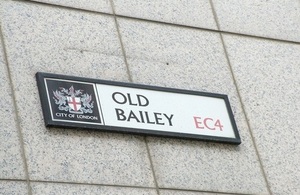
(36, 72), (241, 145)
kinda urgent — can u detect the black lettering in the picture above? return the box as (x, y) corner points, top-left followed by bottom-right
(137, 94), (149, 107)
(164, 114), (174, 126)
(127, 93), (138, 106)
(154, 112), (164, 125)
(145, 111), (155, 124)
(115, 108), (126, 120)
(112, 92), (127, 104)
(127, 110), (140, 122)
(139, 111), (145, 123)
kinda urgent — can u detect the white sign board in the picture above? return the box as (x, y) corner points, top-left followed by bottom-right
(37, 72), (241, 145)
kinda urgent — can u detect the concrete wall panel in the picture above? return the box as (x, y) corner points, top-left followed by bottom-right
(223, 34), (300, 195)
(0, 1), (154, 187)
(30, 0), (113, 13)
(0, 181), (28, 195)
(160, 190), (225, 195)
(1, 0), (299, 194)
(31, 182), (158, 195)
(0, 30), (26, 180)
(118, 18), (269, 194)
(212, 0), (300, 42)
(113, 0), (217, 29)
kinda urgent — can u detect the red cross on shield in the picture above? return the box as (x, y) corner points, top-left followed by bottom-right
(67, 96), (81, 111)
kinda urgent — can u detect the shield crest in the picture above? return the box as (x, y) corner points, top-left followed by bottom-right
(67, 96), (81, 112)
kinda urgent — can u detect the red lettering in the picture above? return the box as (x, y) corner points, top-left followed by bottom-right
(193, 117), (204, 129)
(193, 116), (224, 131)
(204, 118), (215, 130)
(214, 119), (224, 131)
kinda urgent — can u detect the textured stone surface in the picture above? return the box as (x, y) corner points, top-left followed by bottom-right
(31, 182), (158, 195)
(0, 34), (26, 179)
(0, 181), (28, 195)
(118, 18), (268, 194)
(113, 0), (217, 29)
(160, 190), (223, 195)
(0, 1), (154, 187)
(223, 34), (300, 195)
(212, 0), (300, 42)
(118, 18), (232, 93)
(30, 0), (112, 13)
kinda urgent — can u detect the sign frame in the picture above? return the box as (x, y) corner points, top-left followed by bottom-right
(36, 72), (241, 145)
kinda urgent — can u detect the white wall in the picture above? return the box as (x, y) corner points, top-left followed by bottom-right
(0, 0), (299, 194)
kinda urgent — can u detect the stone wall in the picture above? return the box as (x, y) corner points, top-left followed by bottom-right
(1, 0), (299, 194)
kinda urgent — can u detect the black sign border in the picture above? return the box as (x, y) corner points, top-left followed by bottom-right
(36, 72), (241, 145)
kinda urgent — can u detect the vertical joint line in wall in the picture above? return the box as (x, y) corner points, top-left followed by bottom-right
(208, 0), (221, 31)
(144, 137), (160, 195)
(0, 23), (32, 195)
(107, 3), (158, 193)
(109, 0), (133, 82)
(209, 1), (272, 194)
(219, 33), (273, 195)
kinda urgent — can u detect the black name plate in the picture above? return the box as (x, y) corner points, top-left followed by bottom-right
(36, 72), (241, 145)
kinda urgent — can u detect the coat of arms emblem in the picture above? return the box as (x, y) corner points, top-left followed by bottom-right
(53, 86), (94, 114)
